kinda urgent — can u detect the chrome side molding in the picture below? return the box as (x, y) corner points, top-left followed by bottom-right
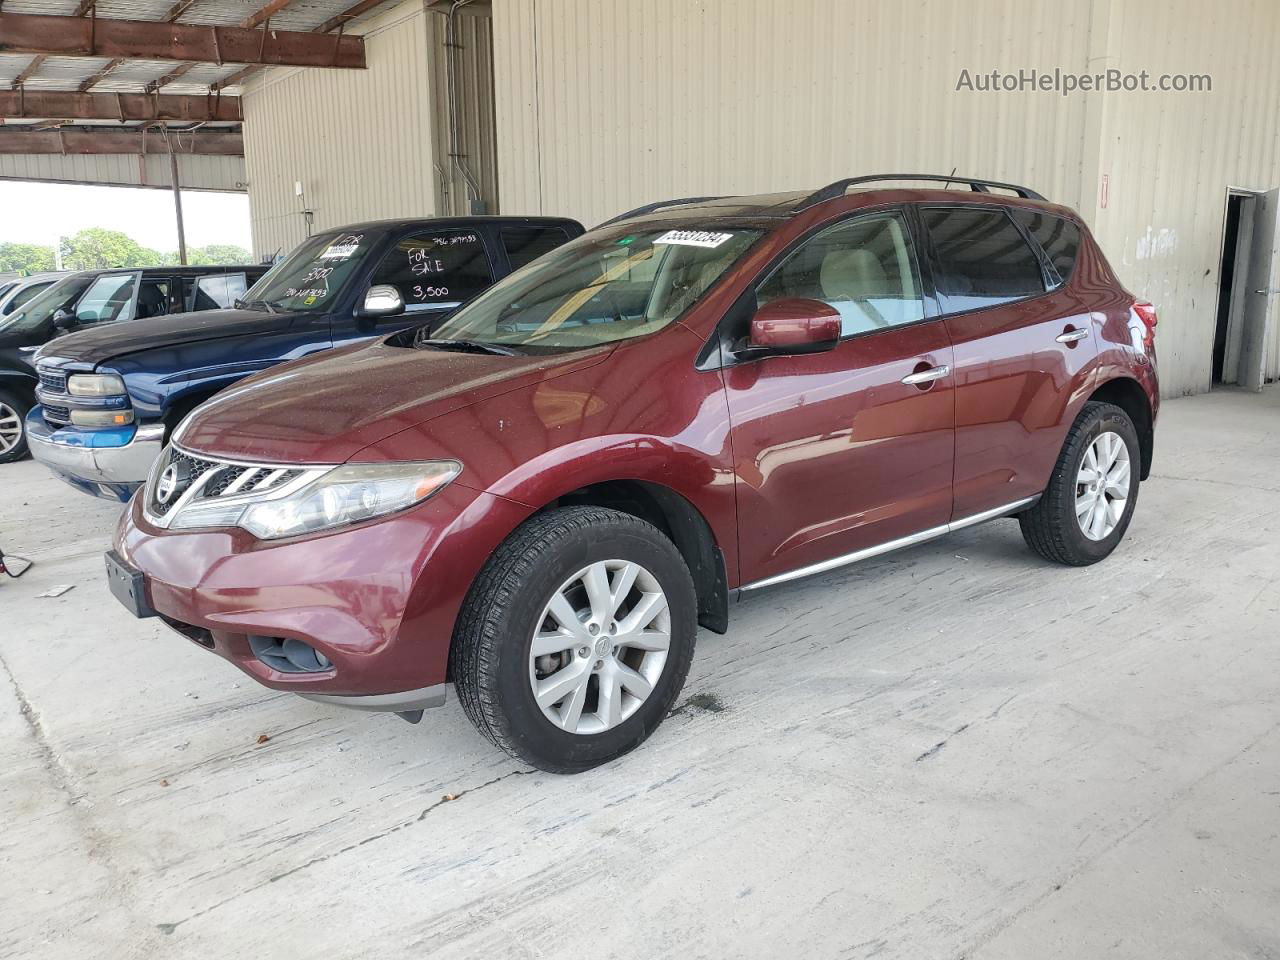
(738, 495), (1040, 593)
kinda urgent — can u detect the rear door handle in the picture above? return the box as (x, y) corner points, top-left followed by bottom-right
(1056, 329), (1089, 344)
(901, 364), (950, 385)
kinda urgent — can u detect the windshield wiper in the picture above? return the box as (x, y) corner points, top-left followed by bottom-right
(414, 337), (523, 357)
(235, 298), (280, 314)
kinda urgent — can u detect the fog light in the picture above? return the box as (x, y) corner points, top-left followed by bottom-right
(249, 635), (333, 674)
(70, 409), (134, 427)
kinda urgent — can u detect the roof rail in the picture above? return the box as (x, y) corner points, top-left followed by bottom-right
(597, 196), (726, 227)
(798, 174), (1045, 209)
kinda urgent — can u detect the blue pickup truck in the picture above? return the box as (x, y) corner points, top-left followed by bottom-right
(28, 215), (583, 499)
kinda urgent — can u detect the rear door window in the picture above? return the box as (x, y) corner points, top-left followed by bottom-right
(924, 207), (1046, 313)
(501, 226), (573, 271)
(193, 273), (248, 310)
(1012, 210), (1082, 287)
(369, 230), (494, 312)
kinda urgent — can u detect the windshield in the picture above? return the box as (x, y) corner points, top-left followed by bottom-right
(427, 226), (761, 352)
(0, 274), (94, 337)
(240, 231), (373, 312)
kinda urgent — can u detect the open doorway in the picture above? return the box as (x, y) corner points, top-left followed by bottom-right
(1213, 186), (1280, 389)
(1212, 193), (1248, 383)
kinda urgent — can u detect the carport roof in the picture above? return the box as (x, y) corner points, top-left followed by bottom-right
(0, 0), (400, 142)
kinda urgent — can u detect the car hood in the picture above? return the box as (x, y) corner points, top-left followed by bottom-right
(176, 339), (612, 463)
(37, 308), (304, 367)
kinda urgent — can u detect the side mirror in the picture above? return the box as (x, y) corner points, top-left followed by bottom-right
(748, 297), (841, 355)
(52, 308), (77, 333)
(358, 284), (405, 318)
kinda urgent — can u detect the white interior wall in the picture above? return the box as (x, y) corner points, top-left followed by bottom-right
(1088, 0), (1280, 395)
(241, 0), (440, 258)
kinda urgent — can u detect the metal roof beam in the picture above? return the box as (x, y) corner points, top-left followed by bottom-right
(0, 12), (366, 69)
(0, 91), (243, 122)
(80, 0), (208, 92)
(10, 0), (97, 89)
(211, 0), (387, 92)
(0, 127), (243, 155)
(145, 0), (299, 93)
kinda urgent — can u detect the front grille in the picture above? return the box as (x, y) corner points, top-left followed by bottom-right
(146, 445), (307, 521)
(38, 370), (67, 394)
(42, 403), (71, 425)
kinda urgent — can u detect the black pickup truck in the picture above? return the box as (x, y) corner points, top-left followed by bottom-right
(26, 216), (584, 498)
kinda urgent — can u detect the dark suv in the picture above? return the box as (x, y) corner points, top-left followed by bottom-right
(27, 217), (582, 498)
(108, 175), (1159, 773)
(0, 264), (267, 464)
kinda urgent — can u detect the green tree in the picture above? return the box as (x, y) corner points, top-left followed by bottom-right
(0, 241), (56, 274)
(59, 228), (171, 270)
(183, 243), (254, 266)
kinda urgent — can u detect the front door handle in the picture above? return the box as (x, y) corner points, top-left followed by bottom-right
(901, 364), (950, 385)
(1056, 328), (1089, 344)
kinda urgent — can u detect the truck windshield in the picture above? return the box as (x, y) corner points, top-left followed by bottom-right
(427, 226), (761, 352)
(239, 231), (372, 312)
(0, 274), (94, 338)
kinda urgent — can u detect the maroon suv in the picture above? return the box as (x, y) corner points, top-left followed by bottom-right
(108, 175), (1159, 772)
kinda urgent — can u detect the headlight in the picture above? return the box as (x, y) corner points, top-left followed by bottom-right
(167, 460), (462, 538)
(68, 373), (126, 397)
(70, 409), (134, 427)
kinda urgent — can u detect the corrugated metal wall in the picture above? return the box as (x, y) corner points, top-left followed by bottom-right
(492, 0), (1280, 396)
(242, 0), (440, 258)
(428, 9), (500, 216)
(493, 0), (1096, 225)
(0, 153), (245, 191)
(1089, 0), (1280, 395)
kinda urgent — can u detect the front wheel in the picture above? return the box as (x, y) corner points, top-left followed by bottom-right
(0, 388), (32, 464)
(450, 506), (697, 773)
(1019, 400), (1141, 566)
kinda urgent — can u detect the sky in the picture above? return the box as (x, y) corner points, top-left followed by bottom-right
(0, 180), (252, 254)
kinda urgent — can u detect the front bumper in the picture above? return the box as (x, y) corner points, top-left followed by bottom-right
(112, 480), (532, 710)
(26, 409), (164, 501)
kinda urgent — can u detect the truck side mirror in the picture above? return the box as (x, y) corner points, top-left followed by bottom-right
(358, 285), (405, 318)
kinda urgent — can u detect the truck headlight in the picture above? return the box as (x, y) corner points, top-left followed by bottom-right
(67, 374), (126, 397)
(168, 461), (462, 539)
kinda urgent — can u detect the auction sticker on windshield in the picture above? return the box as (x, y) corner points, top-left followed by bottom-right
(653, 229), (734, 248)
(319, 235), (363, 260)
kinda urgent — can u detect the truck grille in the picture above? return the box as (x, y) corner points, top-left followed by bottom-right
(147, 445), (307, 520)
(42, 403), (71, 425)
(38, 370), (67, 394)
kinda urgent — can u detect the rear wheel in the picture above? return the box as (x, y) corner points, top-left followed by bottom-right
(1019, 401), (1140, 566)
(0, 388), (32, 463)
(450, 506), (697, 773)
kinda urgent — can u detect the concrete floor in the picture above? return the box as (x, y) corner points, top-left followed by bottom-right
(1, 386), (1278, 960)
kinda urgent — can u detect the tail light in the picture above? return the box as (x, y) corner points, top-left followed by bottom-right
(1133, 300), (1158, 354)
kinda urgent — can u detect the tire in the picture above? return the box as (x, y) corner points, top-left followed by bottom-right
(1019, 401), (1141, 566)
(450, 506), (697, 773)
(0, 388), (32, 464)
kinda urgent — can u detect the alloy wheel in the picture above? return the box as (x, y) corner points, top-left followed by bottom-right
(1075, 430), (1130, 541)
(528, 559), (671, 735)
(0, 402), (22, 455)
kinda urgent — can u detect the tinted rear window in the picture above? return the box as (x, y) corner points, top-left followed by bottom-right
(501, 226), (573, 271)
(924, 207), (1046, 313)
(1013, 210), (1081, 286)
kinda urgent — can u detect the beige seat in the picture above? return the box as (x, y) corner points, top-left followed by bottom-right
(820, 249), (890, 331)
